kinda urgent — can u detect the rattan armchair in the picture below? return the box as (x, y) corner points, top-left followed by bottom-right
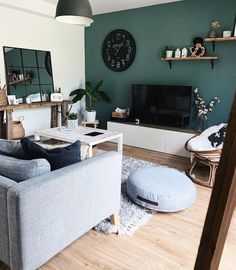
(185, 123), (227, 188)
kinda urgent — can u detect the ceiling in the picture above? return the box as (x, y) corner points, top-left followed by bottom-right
(43, 0), (182, 15)
(0, 0), (181, 19)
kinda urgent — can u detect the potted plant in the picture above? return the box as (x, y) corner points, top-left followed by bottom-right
(162, 46), (174, 59)
(67, 112), (78, 128)
(69, 80), (111, 122)
(24, 70), (34, 82)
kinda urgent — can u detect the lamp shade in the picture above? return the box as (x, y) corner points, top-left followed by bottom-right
(55, 0), (93, 27)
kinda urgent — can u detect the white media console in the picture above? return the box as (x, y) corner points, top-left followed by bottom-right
(107, 121), (196, 158)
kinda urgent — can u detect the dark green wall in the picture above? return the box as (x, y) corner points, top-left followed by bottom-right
(85, 0), (236, 129)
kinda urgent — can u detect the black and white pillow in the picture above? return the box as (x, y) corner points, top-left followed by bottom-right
(208, 124), (227, 148)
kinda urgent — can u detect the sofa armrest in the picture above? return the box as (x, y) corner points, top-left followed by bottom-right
(7, 151), (122, 270)
(0, 176), (16, 266)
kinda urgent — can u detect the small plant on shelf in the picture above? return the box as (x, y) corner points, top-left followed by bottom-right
(162, 46), (174, 59)
(67, 112), (78, 120)
(24, 70), (34, 83)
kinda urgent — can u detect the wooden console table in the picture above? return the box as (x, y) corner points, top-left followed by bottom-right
(0, 101), (72, 139)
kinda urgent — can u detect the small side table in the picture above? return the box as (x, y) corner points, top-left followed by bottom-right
(82, 120), (99, 128)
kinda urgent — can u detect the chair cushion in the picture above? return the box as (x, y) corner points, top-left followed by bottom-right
(0, 154), (50, 182)
(208, 124), (227, 147)
(127, 166), (196, 212)
(187, 123), (227, 152)
(0, 139), (25, 159)
(21, 138), (81, 171)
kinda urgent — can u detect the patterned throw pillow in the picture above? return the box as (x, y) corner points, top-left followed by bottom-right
(208, 124), (227, 148)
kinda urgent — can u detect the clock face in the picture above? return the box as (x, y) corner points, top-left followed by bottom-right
(102, 29), (136, 72)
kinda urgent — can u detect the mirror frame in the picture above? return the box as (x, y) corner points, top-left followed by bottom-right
(3, 46), (55, 103)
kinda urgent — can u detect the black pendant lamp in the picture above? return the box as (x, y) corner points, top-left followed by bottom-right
(55, 0), (93, 27)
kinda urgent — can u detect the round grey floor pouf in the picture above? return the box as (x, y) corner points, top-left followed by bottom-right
(127, 166), (196, 212)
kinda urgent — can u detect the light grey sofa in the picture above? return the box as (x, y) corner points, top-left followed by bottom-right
(0, 151), (122, 270)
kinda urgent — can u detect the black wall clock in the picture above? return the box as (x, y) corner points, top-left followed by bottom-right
(102, 29), (136, 72)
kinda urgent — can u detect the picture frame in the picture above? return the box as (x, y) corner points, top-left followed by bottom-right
(7, 95), (17, 105)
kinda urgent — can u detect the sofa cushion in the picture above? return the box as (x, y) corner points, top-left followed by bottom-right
(21, 138), (81, 171)
(0, 155), (50, 182)
(0, 139), (25, 159)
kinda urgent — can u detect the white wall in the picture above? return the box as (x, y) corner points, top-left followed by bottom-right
(0, 4), (85, 136)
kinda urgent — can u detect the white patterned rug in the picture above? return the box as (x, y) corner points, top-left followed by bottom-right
(94, 156), (155, 236)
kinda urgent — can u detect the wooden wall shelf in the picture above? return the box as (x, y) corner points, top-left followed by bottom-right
(0, 100), (72, 139)
(204, 37), (236, 51)
(161, 56), (218, 69)
(9, 77), (31, 86)
(0, 101), (69, 111)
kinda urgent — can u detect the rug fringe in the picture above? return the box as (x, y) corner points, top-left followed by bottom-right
(95, 156), (155, 236)
(119, 213), (152, 236)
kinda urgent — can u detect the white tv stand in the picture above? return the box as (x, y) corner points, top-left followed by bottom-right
(107, 121), (196, 158)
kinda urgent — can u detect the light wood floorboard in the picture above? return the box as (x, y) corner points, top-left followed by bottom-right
(1, 144), (235, 270)
(39, 144), (235, 270)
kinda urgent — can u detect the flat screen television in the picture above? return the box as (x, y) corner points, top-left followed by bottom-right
(131, 84), (192, 128)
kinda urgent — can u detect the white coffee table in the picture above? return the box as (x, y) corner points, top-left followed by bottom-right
(35, 126), (123, 158)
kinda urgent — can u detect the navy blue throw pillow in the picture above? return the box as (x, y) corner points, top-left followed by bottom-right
(21, 138), (81, 171)
(208, 125), (227, 148)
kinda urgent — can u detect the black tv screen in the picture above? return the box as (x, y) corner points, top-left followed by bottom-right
(131, 84), (192, 128)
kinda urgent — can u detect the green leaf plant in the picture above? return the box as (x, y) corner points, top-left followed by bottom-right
(67, 112), (78, 120)
(69, 80), (111, 112)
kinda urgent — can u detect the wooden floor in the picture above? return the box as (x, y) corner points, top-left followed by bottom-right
(1, 144), (235, 270)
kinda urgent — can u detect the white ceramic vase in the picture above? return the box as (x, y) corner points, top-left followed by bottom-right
(67, 119), (78, 129)
(85, 110), (96, 122)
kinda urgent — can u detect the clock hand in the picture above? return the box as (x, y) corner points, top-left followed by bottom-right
(114, 43), (124, 56)
(115, 46), (121, 56)
(112, 44), (119, 53)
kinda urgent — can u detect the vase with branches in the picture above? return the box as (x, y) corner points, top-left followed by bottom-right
(193, 88), (220, 131)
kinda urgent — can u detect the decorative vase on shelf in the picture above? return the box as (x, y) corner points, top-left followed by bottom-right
(208, 21), (220, 38)
(209, 29), (217, 38)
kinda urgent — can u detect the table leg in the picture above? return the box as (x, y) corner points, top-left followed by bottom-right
(0, 111), (4, 138)
(88, 145), (93, 158)
(6, 110), (13, 139)
(117, 134), (123, 155)
(61, 101), (71, 126)
(110, 213), (120, 231)
(51, 105), (58, 128)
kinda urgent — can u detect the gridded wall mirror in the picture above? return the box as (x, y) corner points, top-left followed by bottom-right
(3, 46), (54, 102)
